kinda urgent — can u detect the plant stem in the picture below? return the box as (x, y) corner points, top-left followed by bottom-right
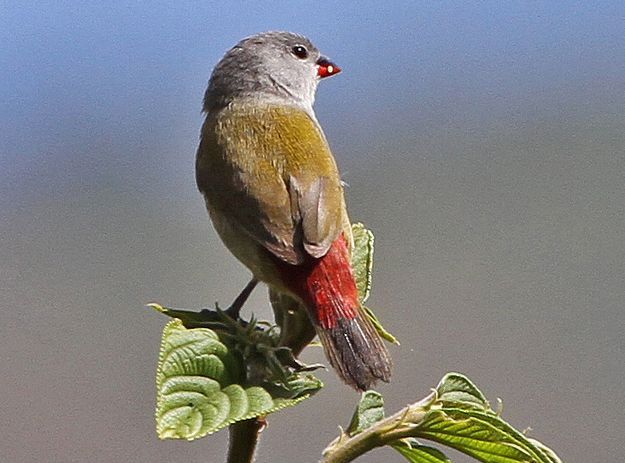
(226, 418), (264, 463)
(320, 396), (433, 463)
(224, 290), (315, 462)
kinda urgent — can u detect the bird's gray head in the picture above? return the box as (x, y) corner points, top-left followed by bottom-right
(203, 31), (340, 112)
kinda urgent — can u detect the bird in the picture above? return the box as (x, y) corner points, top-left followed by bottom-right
(196, 31), (391, 391)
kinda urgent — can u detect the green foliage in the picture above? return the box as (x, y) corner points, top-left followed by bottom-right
(435, 372), (489, 409)
(351, 222), (375, 303)
(155, 319), (321, 440)
(346, 391), (385, 435)
(343, 373), (561, 463)
(150, 224), (561, 462)
(422, 374), (561, 463)
(151, 223), (397, 444)
(351, 223), (399, 345)
(362, 305), (400, 345)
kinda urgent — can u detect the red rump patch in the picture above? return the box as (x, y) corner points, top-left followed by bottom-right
(279, 233), (359, 329)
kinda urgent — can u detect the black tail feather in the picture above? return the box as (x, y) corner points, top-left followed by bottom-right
(316, 310), (392, 391)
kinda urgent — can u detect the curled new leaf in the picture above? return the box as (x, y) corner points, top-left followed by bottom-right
(347, 390), (385, 435)
(435, 373), (490, 411)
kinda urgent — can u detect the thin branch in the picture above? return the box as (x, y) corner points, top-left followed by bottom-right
(320, 392), (435, 463)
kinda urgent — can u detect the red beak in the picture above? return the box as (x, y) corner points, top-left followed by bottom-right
(317, 57), (341, 78)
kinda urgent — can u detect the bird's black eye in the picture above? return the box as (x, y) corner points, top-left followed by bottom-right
(291, 45), (308, 59)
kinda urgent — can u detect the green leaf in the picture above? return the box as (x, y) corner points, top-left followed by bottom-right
(263, 373), (324, 400)
(147, 302), (226, 329)
(410, 373), (561, 463)
(363, 306), (400, 345)
(427, 408), (557, 463)
(528, 438), (563, 463)
(323, 374), (560, 463)
(392, 439), (452, 463)
(351, 222), (374, 303)
(435, 372), (490, 411)
(417, 410), (536, 462)
(156, 319), (319, 440)
(351, 223), (399, 345)
(347, 390), (385, 435)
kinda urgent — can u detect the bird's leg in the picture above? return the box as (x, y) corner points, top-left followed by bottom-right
(224, 278), (258, 319)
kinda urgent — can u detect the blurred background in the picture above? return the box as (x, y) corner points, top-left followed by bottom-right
(2, 1), (624, 462)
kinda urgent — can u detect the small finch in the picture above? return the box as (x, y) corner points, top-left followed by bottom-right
(196, 31), (392, 390)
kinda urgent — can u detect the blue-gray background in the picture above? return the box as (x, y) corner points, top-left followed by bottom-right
(2, 2), (624, 462)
